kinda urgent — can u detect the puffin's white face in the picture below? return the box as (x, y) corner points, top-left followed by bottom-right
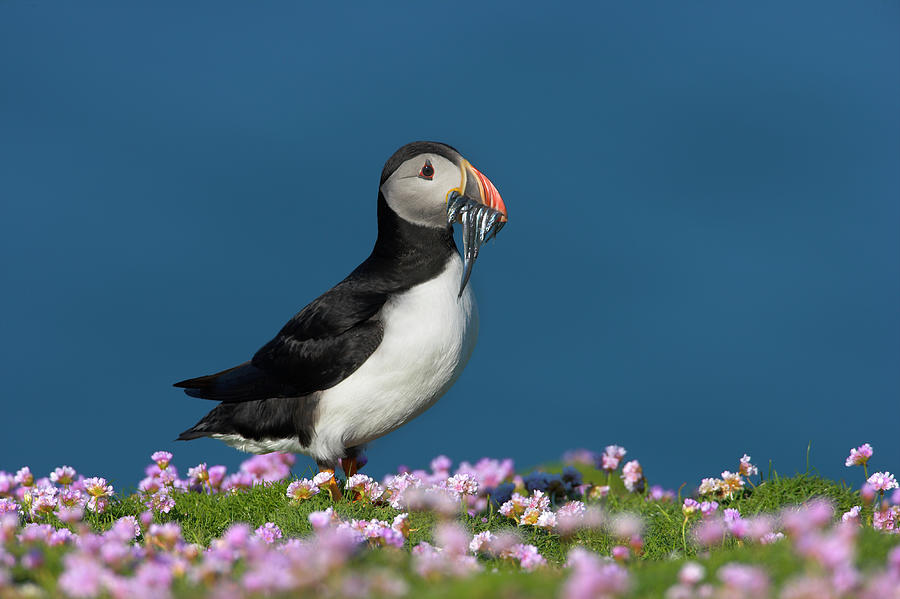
(379, 153), (465, 229)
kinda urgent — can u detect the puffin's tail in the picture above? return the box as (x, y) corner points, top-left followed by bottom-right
(176, 403), (238, 441)
(175, 396), (317, 447)
(174, 361), (291, 403)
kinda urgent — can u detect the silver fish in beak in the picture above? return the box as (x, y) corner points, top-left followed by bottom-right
(446, 160), (508, 297)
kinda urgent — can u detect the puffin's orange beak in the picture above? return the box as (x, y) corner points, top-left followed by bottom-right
(446, 158), (508, 297)
(464, 160), (508, 222)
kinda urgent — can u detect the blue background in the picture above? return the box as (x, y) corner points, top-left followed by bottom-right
(2, 2), (898, 491)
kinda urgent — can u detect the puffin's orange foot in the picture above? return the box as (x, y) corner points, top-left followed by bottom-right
(340, 457), (359, 479)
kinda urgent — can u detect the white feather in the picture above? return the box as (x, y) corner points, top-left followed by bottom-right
(214, 254), (478, 463)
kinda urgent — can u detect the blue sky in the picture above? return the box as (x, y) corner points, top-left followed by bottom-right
(1, 1), (898, 491)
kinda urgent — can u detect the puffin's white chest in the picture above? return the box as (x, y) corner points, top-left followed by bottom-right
(312, 255), (478, 457)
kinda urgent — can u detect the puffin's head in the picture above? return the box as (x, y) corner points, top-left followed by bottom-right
(379, 141), (507, 229)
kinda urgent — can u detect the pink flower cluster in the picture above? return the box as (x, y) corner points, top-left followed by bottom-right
(139, 451), (296, 518)
(465, 529), (546, 571)
(669, 498), (900, 598)
(562, 547), (631, 599)
(844, 442), (899, 533)
(697, 454), (757, 500)
(0, 464), (112, 523)
(1, 444), (898, 597)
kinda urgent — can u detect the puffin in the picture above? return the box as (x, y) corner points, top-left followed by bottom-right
(175, 141), (507, 498)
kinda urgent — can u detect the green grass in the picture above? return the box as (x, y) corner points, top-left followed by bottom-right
(34, 463), (891, 598)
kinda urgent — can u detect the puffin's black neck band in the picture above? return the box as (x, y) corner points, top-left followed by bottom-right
(358, 193), (457, 291)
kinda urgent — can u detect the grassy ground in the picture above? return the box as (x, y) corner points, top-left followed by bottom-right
(24, 461), (889, 598)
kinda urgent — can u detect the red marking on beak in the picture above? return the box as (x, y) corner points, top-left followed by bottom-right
(469, 164), (508, 222)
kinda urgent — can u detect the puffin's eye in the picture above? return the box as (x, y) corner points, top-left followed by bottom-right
(419, 160), (434, 180)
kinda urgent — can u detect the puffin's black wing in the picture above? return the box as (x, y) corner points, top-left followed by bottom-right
(174, 280), (387, 402)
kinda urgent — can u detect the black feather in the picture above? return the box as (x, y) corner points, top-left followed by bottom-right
(175, 194), (456, 408)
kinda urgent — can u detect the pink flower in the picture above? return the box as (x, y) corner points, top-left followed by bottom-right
(469, 531), (497, 554)
(254, 522), (283, 544)
(782, 500), (834, 537)
(145, 489), (175, 514)
(719, 471), (745, 499)
(873, 505), (898, 532)
(134, 561), (174, 594)
(383, 472), (422, 509)
(151, 451), (173, 470)
(430, 455), (452, 475)
(845, 443), (873, 467)
(19, 523), (54, 544)
(867, 471), (898, 492)
(207, 465), (227, 491)
(345, 473), (375, 492)
(446, 473), (478, 497)
(240, 452), (294, 482)
(698, 477), (722, 497)
(29, 485), (58, 517)
(700, 501), (719, 518)
(842, 505), (862, 524)
(392, 513), (410, 539)
(557, 501), (593, 535)
(286, 479), (320, 502)
(723, 508), (748, 539)
(589, 485), (610, 500)
(600, 445), (627, 472)
(0, 499), (20, 516)
(694, 517), (726, 547)
(563, 449), (598, 466)
(510, 544), (546, 571)
(412, 540), (481, 579)
(138, 476), (161, 495)
(611, 545), (629, 563)
(563, 548), (631, 599)
(621, 460), (644, 493)
(519, 507), (542, 526)
(309, 507), (338, 530)
(58, 553), (107, 598)
(49, 528), (75, 546)
(147, 522), (182, 551)
(647, 486), (674, 502)
(14, 467), (33, 487)
(0, 472), (15, 496)
(535, 511), (558, 530)
(679, 562), (705, 585)
(58, 488), (86, 510)
(610, 512), (644, 540)
(743, 515), (776, 543)
(454, 458), (514, 488)
(83, 477), (113, 499)
(312, 470), (334, 487)
(345, 474), (384, 501)
(739, 454), (758, 477)
(682, 498), (700, 516)
(50, 466), (77, 486)
(860, 483), (876, 503)
(717, 563), (770, 596)
(188, 463), (209, 487)
(434, 522), (470, 555)
(82, 477), (113, 513)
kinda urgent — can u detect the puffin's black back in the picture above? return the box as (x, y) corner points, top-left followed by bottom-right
(176, 189), (456, 416)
